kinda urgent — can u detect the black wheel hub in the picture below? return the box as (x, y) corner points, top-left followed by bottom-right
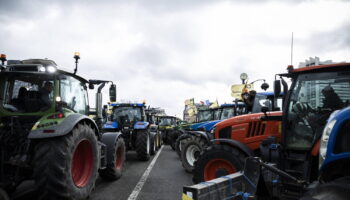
(194, 151), (201, 160)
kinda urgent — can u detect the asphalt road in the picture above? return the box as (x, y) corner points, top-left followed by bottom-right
(91, 145), (193, 200)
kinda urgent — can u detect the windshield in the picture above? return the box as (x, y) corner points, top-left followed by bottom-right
(112, 107), (142, 123)
(220, 107), (235, 120)
(1, 73), (55, 113)
(197, 110), (213, 122)
(285, 71), (350, 150)
(159, 117), (175, 126)
(213, 109), (222, 120)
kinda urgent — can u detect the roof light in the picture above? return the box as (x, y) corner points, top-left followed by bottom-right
(46, 65), (57, 73)
(74, 52), (80, 59)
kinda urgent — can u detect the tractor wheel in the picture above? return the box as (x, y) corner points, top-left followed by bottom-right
(300, 177), (350, 200)
(175, 136), (183, 158)
(99, 137), (126, 181)
(33, 123), (99, 200)
(0, 188), (9, 200)
(175, 134), (192, 158)
(135, 130), (151, 161)
(192, 144), (246, 184)
(181, 136), (207, 173)
(150, 134), (157, 155)
(156, 132), (162, 149)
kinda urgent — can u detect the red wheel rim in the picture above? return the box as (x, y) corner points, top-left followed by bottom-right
(115, 145), (124, 169)
(71, 139), (94, 188)
(204, 159), (236, 181)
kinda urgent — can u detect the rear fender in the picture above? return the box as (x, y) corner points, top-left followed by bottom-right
(210, 138), (254, 157)
(29, 113), (99, 139)
(134, 121), (149, 129)
(100, 131), (123, 168)
(187, 130), (210, 142)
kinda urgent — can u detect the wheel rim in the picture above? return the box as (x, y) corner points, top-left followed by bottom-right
(115, 144), (124, 169)
(186, 144), (201, 166)
(71, 139), (94, 188)
(204, 159), (237, 181)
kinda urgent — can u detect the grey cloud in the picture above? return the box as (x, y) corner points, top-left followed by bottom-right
(306, 23), (350, 53)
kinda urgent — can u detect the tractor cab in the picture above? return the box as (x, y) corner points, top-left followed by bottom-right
(106, 103), (147, 131)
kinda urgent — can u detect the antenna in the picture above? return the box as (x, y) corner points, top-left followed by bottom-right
(291, 32), (294, 65)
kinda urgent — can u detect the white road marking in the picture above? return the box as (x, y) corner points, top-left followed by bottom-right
(127, 145), (164, 200)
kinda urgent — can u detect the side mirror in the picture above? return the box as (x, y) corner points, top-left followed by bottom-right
(89, 83), (94, 90)
(109, 84), (116, 102)
(273, 80), (281, 98)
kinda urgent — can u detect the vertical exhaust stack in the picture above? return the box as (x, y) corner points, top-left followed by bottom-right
(96, 82), (106, 131)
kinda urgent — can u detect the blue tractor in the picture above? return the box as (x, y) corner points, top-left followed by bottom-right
(183, 61), (350, 200)
(103, 103), (154, 161)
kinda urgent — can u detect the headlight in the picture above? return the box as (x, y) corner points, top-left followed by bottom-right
(319, 119), (337, 165)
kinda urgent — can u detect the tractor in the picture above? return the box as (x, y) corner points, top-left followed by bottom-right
(157, 115), (178, 150)
(103, 102), (155, 161)
(0, 54), (125, 200)
(192, 92), (282, 183)
(145, 107), (163, 154)
(183, 60), (350, 200)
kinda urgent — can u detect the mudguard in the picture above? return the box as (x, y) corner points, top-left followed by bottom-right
(100, 131), (123, 167)
(210, 138), (254, 157)
(186, 130), (211, 142)
(134, 121), (149, 129)
(103, 121), (118, 129)
(29, 113), (99, 139)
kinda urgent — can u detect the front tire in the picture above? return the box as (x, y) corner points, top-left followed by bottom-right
(33, 123), (99, 200)
(181, 136), (207, 173)
(135, 130), (151, 161)
(192, 144), (246, 184)
(99, 137), (126, 181)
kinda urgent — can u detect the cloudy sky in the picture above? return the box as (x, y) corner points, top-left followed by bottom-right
(1, 0), (350, 117)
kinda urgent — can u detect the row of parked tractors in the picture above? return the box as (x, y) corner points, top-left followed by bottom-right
(0, 54), (180, 200)
(175, 60), (350, 200)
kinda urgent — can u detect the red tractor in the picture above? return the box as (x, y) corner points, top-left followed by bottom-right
(192, 92), (282, 183)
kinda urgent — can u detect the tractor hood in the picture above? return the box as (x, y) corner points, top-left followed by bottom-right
(197, 120), (222, 132)
(190, 121), (210, 131)
(214, 111), (282, 140)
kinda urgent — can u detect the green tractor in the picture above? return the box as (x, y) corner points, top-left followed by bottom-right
(157, 115), (178, 150)
(0, 54), (125, 199)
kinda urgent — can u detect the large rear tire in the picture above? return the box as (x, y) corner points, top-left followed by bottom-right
(33, 123), (99, 200)
(135, 130), (151, 161)
(192, 144), (246, 184)
(181, 136), (207, 173)
(99, 137), (126, 181)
